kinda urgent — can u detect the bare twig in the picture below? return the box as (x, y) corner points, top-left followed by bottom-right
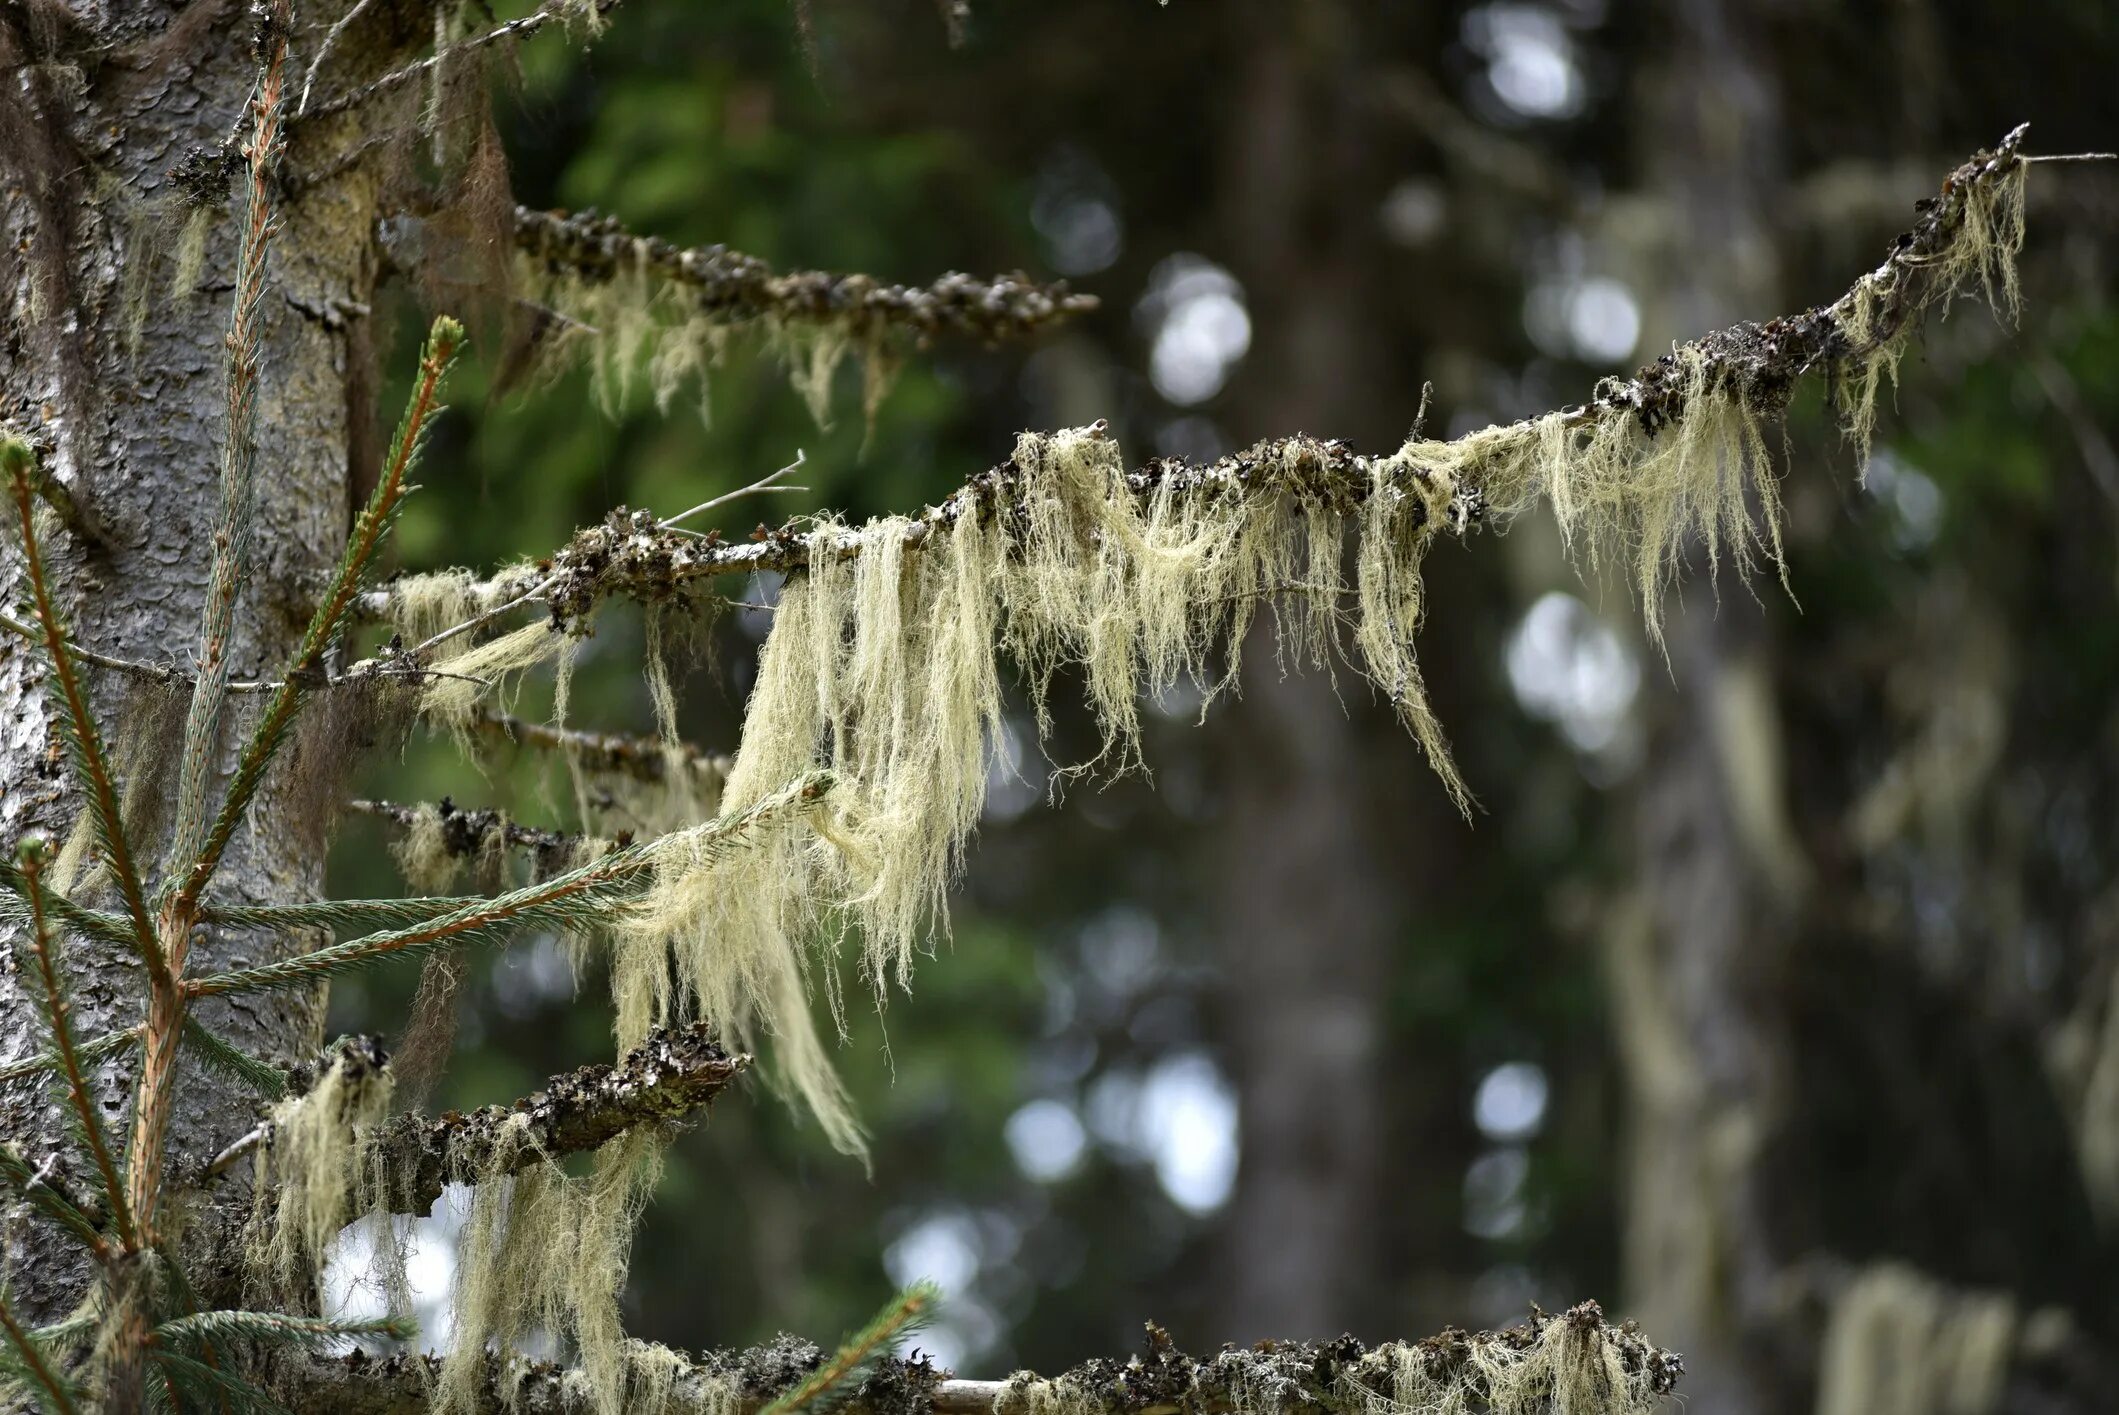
(468, 708), (732, 788)
(348, 797), (589, 860)
(2, 443), (163, 971)
(296, 0), (379, 117)
(660, 451), (808, 530)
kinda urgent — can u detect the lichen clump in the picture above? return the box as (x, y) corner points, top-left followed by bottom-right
(245, 1036), (394, 1302)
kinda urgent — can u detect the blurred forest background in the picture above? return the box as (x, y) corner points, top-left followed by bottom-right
(322, 3), (2119, 1412)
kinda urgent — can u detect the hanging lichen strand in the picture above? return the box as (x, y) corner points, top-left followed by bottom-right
(380, 128), (2033, 1163)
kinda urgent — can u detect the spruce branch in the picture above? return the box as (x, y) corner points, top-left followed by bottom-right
(2, 439), (164, 976)
(358, 1022), (746, 1217)
(0, 1026), (143, 1085)
(177, 316), (465, 906)
(0, 1145), (110, 1261)
(179, 1018), (290, 1097)
(347, 798), (590, 862)
(13, 839), (137, 1251)
(154, 1310), (413, 1352)
(762, 1283), (940, 1415)
(358, 126), (2044, 632)
(187, 774), (831, 997)
(513, 205), (1098, 346)
(144, 1349), (291, 1415)
(166, 0), (293, 897)
(0, 1289), (77, 1415)
(0, 860), (151, 951)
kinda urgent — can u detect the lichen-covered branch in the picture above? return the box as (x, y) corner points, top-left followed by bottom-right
(512, 205), (1099, 348)
(366, 1023), (747, 1217)
(349, 797), (592, 862)
(278, 1306), (1682, 1415)
(356, 126), (2035, 633)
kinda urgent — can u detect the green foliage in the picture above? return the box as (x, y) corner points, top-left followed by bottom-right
(761, 1282), (941, 1415)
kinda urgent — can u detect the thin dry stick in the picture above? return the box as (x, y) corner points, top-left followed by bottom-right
(660, 450), (808, 529)
(296, 0), (379, 116)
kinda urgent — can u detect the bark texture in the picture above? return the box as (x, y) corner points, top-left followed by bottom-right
(0, 0), (403, 1321)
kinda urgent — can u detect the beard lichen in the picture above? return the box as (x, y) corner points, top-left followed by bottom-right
(438, 1128), (666, 1415)
(991, 1306), (1679, 1415)
(244, 1036), (395, 1305)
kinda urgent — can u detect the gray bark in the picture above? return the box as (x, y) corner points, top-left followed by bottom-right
(1609, 3), (1793, 1410)
(1206, 1), (1407, 1343)
(0, 0), (399, 1321)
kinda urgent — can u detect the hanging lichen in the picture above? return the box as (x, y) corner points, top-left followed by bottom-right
(1814, 1263), (2017, 1415)
(437, 1128), (666, 1415)
(244, 1037), (395, 1304)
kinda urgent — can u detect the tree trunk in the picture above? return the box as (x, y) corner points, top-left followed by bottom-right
(1607, 2), (1794, 1411)
(0, 0), (390, 1320)
(1206, 1), (1410, 1343)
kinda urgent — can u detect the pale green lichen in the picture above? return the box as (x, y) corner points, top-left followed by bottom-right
(1813, 1263), (2016, 1415)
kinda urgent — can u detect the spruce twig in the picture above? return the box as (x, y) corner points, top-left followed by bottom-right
(761, 1282), (940, 1415)
(13, 839), (136, 1251)
(1, 439), (164, 977)
(0, 1289), (77, 1415)
(187, 774), (831, 997)
(0, 1146), (110, 1261)
(165, 0), (292, 891)
(176, 316), (464, 906)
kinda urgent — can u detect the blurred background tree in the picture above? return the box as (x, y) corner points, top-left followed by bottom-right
(328, 3), (2119, 1410)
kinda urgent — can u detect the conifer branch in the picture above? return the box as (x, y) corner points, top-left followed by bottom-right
(0, 861), (151, 952)
(2, 440), (164, 978)
(513, 206), (1099, 346)
(167, 0), (292, 896)
(13, 839), (136, 1251)
(0, 1289), (77, 1415)
(177, 317), (464, 906)
(154, 1310), (412, 1351)
(179, 1018), (290, 1097)
(0, 1145), (110, 1262)
(145, 1348), (290, 1415)
(201, 895), (490, 934)
(361, 126), (2040, 632)
(280, 1304), (1682, 1415)
(187, 775), (831, 997)
(360, 1023), (746, 1217)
